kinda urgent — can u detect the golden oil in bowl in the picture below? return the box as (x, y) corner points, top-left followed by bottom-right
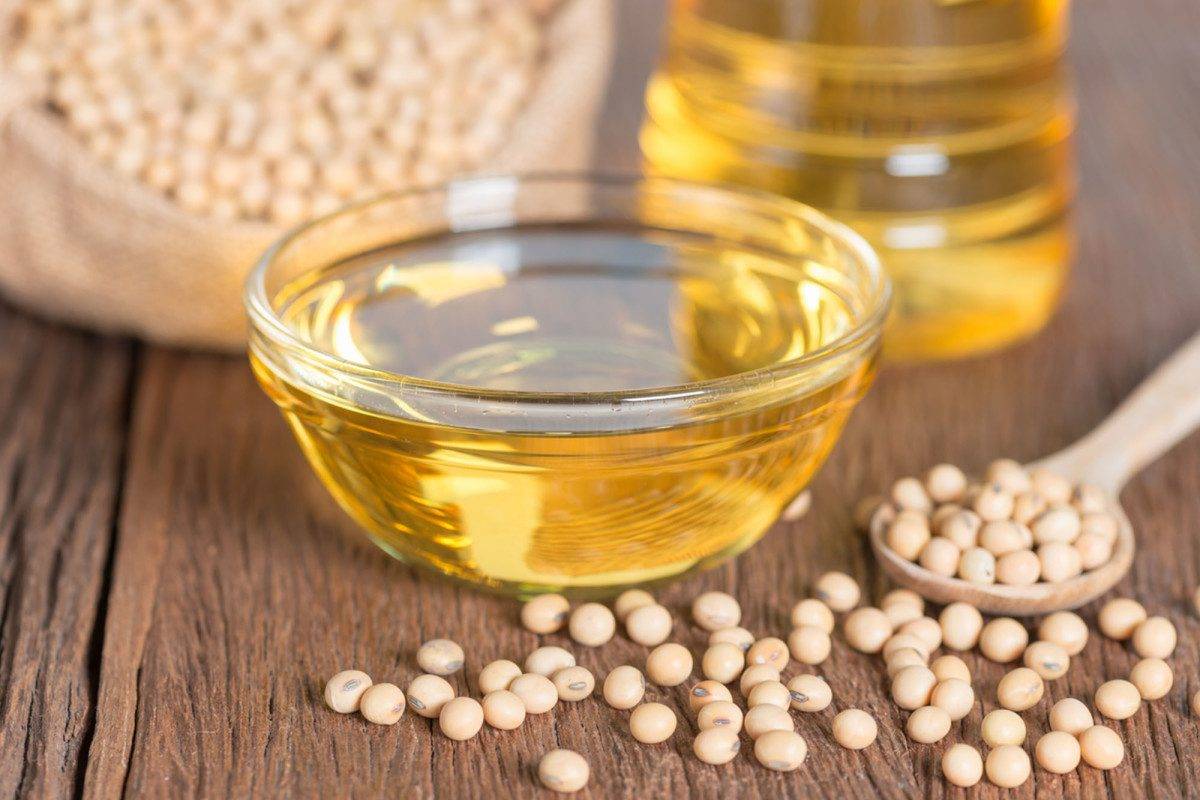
(246, 176), (889, 596)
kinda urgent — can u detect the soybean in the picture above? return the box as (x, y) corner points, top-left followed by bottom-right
(747, 680), (791, 710)
(791, 599), (835, 633)
(985, 744), (1030, 788)
(709, 626), (755, 652)
(979, 617), (1028, 663)
(787, 674), (833, 712)
(981, 709), (1026, 746)
(930, 678), (974, 721)
(522, 594), (569, 634)
(525, 646), (575, 677)
(832, 709), (877, 750)
(692, 592), (741, 631)
(1023, 640), (1069, 679)
(701, 643), (745, 684)
(1098, 598), (1147, 640)
(602, 666), (645, 710)
(438, 697), (484, 741)
(891, 665), (937, 710)
(688, 679), (733, 712)
(408, 674), (455, 719)
(482, 690), (526, 730)
(646, 643), (693, 687)
(941, 743), (983, 787)
(1036, 731), (1082, 774)
(613, 589), (655, 622)
(754, 730), (808, 772)
(416, 639), (464, 676)
(359, 682), (405, 725)
(568, 603), (616, 647)
(746, 636), (790, 671)
(997, 667), (1044, 712)
(739, 665), (781, 696)
(625, 604), (673, 646)
(693, 729), (741, 765)
(629, 702), (677, 744)
(538, 749), (590, 793)
(788, 625), (832, 665)
(939, 602), (983, 651)
(1049, 698), (1093, 736)
(1129, 658), (1173, 700)
(1038, 611), (1089, 655)
(906, 705), (951, 743)
(843, 607), (894, 654)
(697, 700), (744, 732)
(324, 669), (372, 714)
(478, 660), (523, 694)
(1094, 679), (1141, 720)
(744, 704), (794, 739)
(1131, 616), (1177, 659)
(510, 673), (558, 714)
(552, 665), (595, 701)
(929, 655), (970, 683)
(1079, 725), (1124, 770)
(813, 572), (860, 612)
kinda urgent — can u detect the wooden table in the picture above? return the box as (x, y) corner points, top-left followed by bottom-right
(4, 1), (1200, 797)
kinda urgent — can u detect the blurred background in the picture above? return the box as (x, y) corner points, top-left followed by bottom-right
(2, 0), (1080, 362)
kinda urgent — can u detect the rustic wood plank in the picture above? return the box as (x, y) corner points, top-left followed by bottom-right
(0, 308), (131, 799)
(79, 0), (1200, 798)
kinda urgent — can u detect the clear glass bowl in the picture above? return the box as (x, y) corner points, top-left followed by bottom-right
(245, 174), (890, 597)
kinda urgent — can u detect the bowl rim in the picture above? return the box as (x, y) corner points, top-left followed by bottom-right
(244, 172), (892, 407)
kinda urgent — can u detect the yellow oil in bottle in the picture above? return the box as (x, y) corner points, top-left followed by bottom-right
(642, 0), (1074, 359)
(251, 224), (879, 595)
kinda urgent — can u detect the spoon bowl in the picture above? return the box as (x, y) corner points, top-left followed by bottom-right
(870, 331), (1200, 616)
(870, 495), (1135, 615)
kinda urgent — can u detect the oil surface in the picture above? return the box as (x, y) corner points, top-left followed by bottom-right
(642, 0), (1073, 359)
(254, 226), (877, 594)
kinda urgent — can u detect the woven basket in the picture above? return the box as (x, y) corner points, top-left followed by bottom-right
(0, 0), (612, 351)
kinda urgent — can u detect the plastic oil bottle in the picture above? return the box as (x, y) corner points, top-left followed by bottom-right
(642, 0), (1074, 359)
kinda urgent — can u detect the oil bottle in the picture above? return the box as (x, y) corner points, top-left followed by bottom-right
(643, 0), (1074, 359)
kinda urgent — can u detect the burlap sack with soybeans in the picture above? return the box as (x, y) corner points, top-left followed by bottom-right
(0, 0), (612, 350)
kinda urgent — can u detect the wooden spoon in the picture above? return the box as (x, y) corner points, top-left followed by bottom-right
(871, 331), (1200, 616)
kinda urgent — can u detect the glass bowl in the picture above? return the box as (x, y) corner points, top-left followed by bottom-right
(245, 174), (890, 597)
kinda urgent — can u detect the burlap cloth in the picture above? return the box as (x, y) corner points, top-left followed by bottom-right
(0, 0), (612, 351)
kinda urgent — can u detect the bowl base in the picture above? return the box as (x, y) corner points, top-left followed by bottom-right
(365, 524), (769, 600)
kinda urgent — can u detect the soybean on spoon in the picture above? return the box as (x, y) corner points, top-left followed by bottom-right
(871, 331), (1200, 615)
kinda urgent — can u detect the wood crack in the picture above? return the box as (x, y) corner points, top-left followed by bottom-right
(72, 345), (140, 800)
(0, 316), (131, 800)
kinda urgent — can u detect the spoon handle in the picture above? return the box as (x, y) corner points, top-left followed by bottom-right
(1035, 330), (1200, 493)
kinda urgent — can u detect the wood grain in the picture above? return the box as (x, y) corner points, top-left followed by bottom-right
(0, 314), (130, 799)
(2, 0), (1200, 797)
